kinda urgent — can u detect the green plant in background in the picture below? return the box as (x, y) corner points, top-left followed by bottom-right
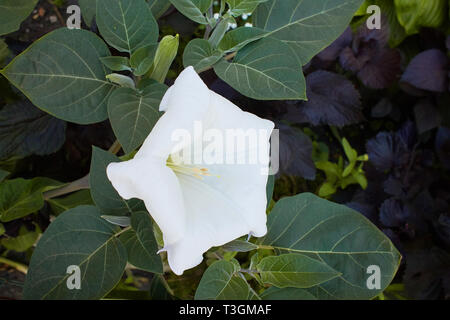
(0, 0), (403, 300)
(316, 136), (369, 198)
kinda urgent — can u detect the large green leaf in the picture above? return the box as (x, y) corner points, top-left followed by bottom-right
(253, 0), (364, 64)
(257, 253), (340, 288)
(108, 82), (167, 154)
(183, 39), (223, 72)
(226, 0), (268, 16)
(260, 193), (401, 299)
(0, 28), (115, 124)
(214, 37), (306, 100)
(0, 101), (66, 160)
(90, 147), (145, 215)
(169, 0), (212, 24)
(23, 206), (127, 299)
(260, 286), (317, 300)
(148, 0), (172, 18)
(0, 0), (38, 35)
(0, 169), (9, 183)
(0, 178), (61, 222)
(195, 259), (250, 300)
(96, 0), (159, 54)
(119, 211), (163, 273)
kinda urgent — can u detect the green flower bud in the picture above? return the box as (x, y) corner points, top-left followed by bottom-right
(149, 34), (179, 83)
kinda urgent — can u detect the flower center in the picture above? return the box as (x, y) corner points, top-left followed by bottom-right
(166, 156), (216, 180)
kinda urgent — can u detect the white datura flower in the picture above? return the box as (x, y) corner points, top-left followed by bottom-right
(106, 66), (274, 275)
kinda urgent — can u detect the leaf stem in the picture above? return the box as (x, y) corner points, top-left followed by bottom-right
(0, 256), (28, 274)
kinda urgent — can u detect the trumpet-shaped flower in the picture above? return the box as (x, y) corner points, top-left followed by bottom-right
(106, 67), (274, 275)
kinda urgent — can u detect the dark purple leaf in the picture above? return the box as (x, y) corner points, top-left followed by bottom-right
(401, 49), (449, 93)
(379, 198), (411, 227)
(277, 123), (315, 180)
(435, 126), (450, 169)
(414, 100), (441, 134)
(316, 27), (352, 62)
(283, 71), (363, 127)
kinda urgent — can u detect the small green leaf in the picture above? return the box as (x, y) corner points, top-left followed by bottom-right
(106, 74), (135, 89)
(78, 0), (97, 27)
(195, 259), (250, 300)
(0, 178), (61, 222)
(119, 211), (163, 273)
(148, 0), (172, 18)
(23, 206), (127, 299)
(96, 0), (159, 54)
(47, 190), (94, 215)
(214, 37), (306, 100)
(101, 215), (131, 227)
(0, 0), (38, 35)
(130, 44), (158, 76)
(183, 39), (223, 72)
(318, 182), (337, 198)
(0, 169), (9, 183)
(342, 138), (357, 163)
(90, 147), (145, 215)
(222, 240), (258, 252)
(226, 0), (268, 16)
(0, 38), (11, 67)
(1, 28), (115, 124)
(1, 225), (40, 252)
(169, 0), (212, 24)
(218, 26), (266, 52)
(108, 82), (167, 154)
(394, 0), (446, 35)
(100, 56), (132, 72)
(0, 223), (4, 236)
(257, 253), (340, 288)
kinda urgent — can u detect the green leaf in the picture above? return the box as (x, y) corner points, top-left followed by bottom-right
(0, 38), (11, 67)
(23, 206), (127, 299)
(106, 73), (136, 89)
(100, 56), (132, 72)
(0, 0), (38, 35)
(394, 0), (446, 35)
(0, 28), (115, 124)
(257, 253), (340, 288)
(96, 0), (159, 54)
(119, 211), (163, 273)
(47, 190), (94, 215)
(260, 193), (401, 299)
(253, 0), (364, 64)
(266, 174), (275, 204)
(78, 0), (97, 27)
(101, 215), (131, 227)
(318, 182), (337, 198)
(0, 223), (4, 236)
(1, 224), (40, 252)
(108, 82), (167, 154)
(0, 169), (9, 183)
(90, 147), (145, 215)
(373, 0), (406, 47)
(342, 138), (357, 163)
(0, 101), (66, 160)
(218, 26), (267, 52)
(214, 37), (306, 100)
(169, 0), (212, 24)
(148, 0), (172, 19)
(130, 44), (158, 76)
(226, 0), (269, 16)
(195, 259), (250, 300)
(222, 240), (258, 252)
(183, 39), (223, 72)
(260, 286), (317, 300)
(0, 178), (61, 222)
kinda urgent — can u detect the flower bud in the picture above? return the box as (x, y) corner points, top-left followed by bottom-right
(149, 34), (179, 83)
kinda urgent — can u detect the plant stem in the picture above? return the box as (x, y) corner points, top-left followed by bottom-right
(0, 257), (28, 274)
(43, 140), (122, 200)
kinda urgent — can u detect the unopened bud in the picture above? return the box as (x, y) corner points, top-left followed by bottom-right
(149, 34), (179, 83)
